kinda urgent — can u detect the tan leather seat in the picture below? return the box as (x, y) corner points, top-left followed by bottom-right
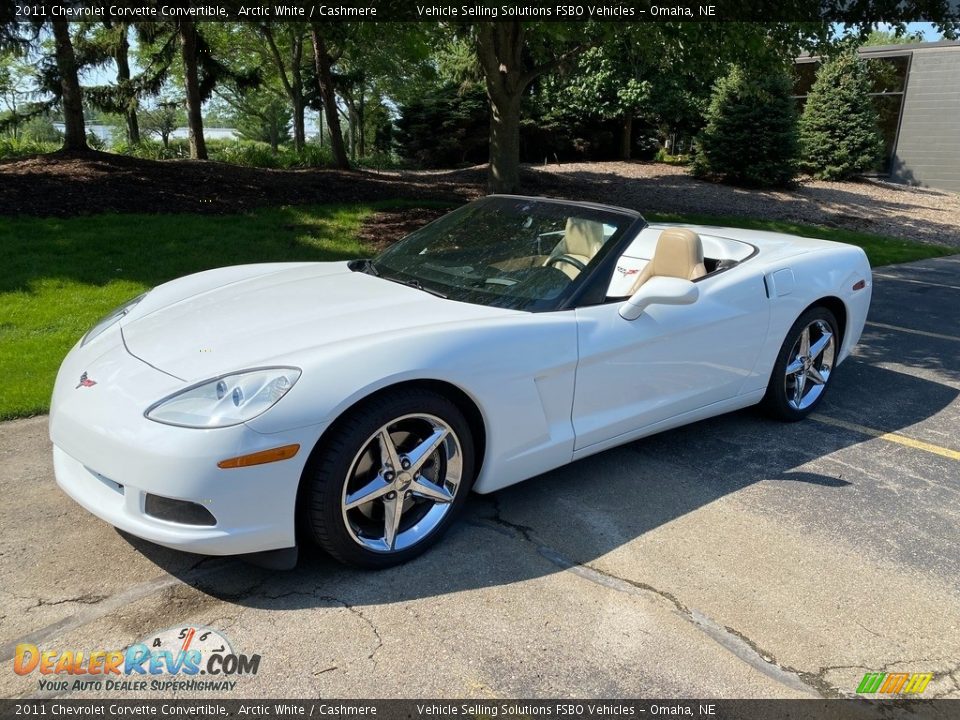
(546, 217), (605, 279)
(627, 228), (707, 294)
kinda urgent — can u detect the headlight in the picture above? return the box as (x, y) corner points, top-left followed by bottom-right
(82, 293), (147, 346)
(145, 367), (301, 428)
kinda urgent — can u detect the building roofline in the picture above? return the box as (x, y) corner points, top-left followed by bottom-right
(797, 38), (960, 62)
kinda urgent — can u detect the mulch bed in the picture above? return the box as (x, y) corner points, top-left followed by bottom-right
(0, 151), (484, 218)
(0, 151), (580, 248)
(6, 152), (954, 247)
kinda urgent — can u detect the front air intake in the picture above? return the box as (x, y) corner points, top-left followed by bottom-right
(144, 494), (216, 526)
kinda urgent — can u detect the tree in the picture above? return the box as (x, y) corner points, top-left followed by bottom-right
(136, 22), (258, 160)
(0, 49), (33, 137)
(258, 23), (309, 152)
(560, 43), (652, 160)
(394, 82), (488, 167)
(694, 64), (799, 187)
(863, 28), (925, 46)
(0, 21), (88, 150)
(76, 21), (143, 144)
(178, 20), (206, 159)
(224, 88), (291, 152)
(470, 21), (811, 190)
(50, 20), (87, 150)
(799, 52), (884, 180)
(332, 23), (436, 161)
(141, 97), (180, 148)
(309, 23), (349, 169)
(474, 22), (587, 193)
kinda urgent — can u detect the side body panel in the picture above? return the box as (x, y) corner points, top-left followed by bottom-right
(573, 265), (772, 451)
(747, 245), (872, 395)
(244, 314), (582, 495)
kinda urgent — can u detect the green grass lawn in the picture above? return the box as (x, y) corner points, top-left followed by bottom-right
(0, 203), (953, 420)
(0, 201), (438, 420)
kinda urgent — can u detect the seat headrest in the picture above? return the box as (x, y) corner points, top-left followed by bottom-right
(650, 228), (706, 280)
(562, 217), (605, 258)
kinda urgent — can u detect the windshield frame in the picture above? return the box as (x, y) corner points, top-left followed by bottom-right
(369, 195), (647, 313)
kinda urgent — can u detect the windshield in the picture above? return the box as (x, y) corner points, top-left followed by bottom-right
(370, 197), (635, 312)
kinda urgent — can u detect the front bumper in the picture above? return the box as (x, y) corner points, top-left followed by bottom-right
(49, 332), (324, 556)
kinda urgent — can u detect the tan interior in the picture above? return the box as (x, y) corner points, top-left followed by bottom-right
(546, 217), (606, 279)
(626, 228), (707, 295)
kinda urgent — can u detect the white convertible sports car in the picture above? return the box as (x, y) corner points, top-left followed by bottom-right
(50, 196), (871, 568)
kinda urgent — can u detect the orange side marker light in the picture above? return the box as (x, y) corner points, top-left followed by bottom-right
(218, 444), (300, 469)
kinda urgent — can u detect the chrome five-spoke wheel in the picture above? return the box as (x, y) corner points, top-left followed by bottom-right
(304, 388), (475, 568)
(763, 306), (839, 421)
(342, 414), (463, 553)
(784, 318), (835, 411)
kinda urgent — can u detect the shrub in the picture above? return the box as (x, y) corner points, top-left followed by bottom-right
(86, 131), (106, 151)
(276, 143), (335, 169)
(0, 135), (60, 159)
(21, 116), (63, 144)
(693, 65), (799, 188)
(112, 138), (185, 160)
(799, 52), (884, 180)
(211, 140), (279, 168)
(394, 83), (489, 167)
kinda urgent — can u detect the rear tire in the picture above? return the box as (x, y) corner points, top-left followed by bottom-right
(302, 388), (475, 569)
(762, 306), (839, 422)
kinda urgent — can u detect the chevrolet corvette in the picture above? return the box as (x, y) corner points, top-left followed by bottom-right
(50, 196), (872, 568)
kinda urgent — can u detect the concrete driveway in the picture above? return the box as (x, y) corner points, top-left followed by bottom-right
(1, 256), (958, 700)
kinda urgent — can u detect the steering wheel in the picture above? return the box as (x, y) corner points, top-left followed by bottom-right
(547, 254), (587, 274)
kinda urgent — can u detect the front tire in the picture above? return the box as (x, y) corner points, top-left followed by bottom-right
(303, 388), (475, 568)
(762, 306), (839, 422)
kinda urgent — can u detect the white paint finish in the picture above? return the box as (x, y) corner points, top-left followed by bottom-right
(574, 267), (770, 450)
(49, 212), (872, 557)
(769, 268), (797, 297)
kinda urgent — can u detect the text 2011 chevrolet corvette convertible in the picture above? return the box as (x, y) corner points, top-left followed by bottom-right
(50, 196), (871, 568)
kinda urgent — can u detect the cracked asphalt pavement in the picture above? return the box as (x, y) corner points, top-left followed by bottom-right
(1, 256), (958, 700)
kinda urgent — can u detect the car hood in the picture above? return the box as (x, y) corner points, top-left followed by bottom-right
(121, 261), (512, 381)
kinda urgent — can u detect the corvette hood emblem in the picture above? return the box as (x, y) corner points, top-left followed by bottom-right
(76, 372), (97, 389)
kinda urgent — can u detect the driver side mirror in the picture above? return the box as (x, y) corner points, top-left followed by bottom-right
(619, 276), (699, 321)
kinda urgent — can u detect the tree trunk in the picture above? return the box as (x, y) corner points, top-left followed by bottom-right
(475, 22), (585, 193)
(310, 25), (349, 170)
(621, 114), (632, 160)
(476, 23), (529, 194)
(292, 98), (305, 152)
(488, 93), (522, 194)
(179, 21), (207, 160)
(357, 91), (366, 158)
(51, 20), (88, 151)
(114, 23), (140, 144)
(347, 105), (358, 160)
(263, 25), (306, 154)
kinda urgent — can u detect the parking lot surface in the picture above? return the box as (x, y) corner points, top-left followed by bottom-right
(1, 256), (958, 699)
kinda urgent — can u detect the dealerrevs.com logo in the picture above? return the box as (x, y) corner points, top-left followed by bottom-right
(13, 626), (260, 693)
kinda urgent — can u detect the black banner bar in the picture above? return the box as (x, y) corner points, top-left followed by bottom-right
(1, 699), (958, 720)
(7, 0), (960, 23)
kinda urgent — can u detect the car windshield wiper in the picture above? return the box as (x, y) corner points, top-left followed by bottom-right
(382, 274), (448, 299)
